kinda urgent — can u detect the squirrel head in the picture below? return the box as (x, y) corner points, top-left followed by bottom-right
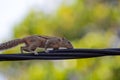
(60, 37), (73, 49)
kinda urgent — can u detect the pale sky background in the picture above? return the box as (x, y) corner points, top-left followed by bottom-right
(0, 0), (63, 42)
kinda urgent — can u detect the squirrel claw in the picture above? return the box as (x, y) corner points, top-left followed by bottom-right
(32, 51), (39, 55)
(45, 50), (50, 53)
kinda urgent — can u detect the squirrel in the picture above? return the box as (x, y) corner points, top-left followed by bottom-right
(0, 35), (73, 55)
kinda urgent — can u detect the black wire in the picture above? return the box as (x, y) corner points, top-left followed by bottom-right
(0, 48), (120, 61)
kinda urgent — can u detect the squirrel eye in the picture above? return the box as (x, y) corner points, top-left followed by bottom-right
(68, 42), (70, 44)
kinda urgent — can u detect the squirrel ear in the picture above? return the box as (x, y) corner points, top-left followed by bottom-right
(62, 37), (65, 40)
(59, 37), (64, 41)
(59, 37), (66, 41)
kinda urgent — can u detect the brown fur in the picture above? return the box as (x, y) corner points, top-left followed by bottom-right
(0, 35), (73, 55)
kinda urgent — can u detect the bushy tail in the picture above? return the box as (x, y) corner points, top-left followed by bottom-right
(0, 39), (24, 51)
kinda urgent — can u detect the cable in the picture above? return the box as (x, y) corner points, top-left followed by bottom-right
(0, 48), (120, 61)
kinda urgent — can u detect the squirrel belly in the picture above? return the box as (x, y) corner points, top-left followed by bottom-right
(0, 39), (24, 51)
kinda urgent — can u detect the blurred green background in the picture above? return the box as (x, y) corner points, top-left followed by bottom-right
(1, 0), (120, 80)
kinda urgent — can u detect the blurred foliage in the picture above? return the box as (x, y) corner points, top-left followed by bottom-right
(1, 0), (120, 80)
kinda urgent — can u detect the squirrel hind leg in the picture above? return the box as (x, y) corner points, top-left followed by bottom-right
(30, 51), (39, 55)
(20, 46), (30, 53)
(20, 46), (38, 55)
(20, 46), (31, 53)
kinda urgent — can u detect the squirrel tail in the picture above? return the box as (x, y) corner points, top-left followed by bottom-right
(0, 39), (24, 51)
